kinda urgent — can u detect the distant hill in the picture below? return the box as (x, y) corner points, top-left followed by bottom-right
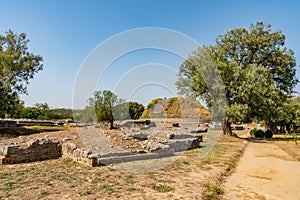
(141, 97), (210, 121)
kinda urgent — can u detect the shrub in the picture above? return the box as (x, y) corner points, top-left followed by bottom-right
(264, 129), (273, 138)
(254, 129), (265, 138)
(250, 128), (258, 136)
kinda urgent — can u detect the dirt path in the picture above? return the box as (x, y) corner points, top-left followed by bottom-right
(223, 141), (300, 200)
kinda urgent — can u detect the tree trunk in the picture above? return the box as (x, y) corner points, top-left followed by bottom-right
(267, 122), (278, 134)
(223, 120), (232, 136)
(109, 120), (114, 129)
(280, 124), (285, 133)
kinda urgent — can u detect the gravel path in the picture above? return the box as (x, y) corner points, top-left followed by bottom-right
(223, 141), (300, 200)
(76, 127), (124, 154)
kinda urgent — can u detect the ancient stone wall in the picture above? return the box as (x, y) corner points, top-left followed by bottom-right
(0, 139), (61, 164)
(62, 142), (97, 166)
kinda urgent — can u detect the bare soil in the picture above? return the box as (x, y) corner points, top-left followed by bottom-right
(223, 140), (300, 200)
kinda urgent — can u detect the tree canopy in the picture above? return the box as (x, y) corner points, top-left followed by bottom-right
(177, 22), (298, 135)
(0, 30), (43, 117)
(88, 90), (124, 129)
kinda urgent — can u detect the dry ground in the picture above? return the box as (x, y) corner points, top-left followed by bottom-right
(0, 128), (247, 199)
(223, 135), (300, 200)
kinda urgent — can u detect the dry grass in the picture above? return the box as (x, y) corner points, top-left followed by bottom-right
(275, 140), (300, 161)
(0, 135), (247, 199)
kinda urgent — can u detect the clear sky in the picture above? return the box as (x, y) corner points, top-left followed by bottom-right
(1, 0), (300, 108)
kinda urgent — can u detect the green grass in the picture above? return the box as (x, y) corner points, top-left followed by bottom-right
(0, 173), (11, 179)
(153, 184), (175, 193)
(81, 190), (92, 196)
(125, 175), (134, 185)
(100, 184), (115, 194)
(40, 190), (50, 196)
(182, 160), (190, 165)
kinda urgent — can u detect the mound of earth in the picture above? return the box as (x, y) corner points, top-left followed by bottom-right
(141, 97), (210, 120)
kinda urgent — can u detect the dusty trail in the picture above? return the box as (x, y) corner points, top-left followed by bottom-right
(223, 141), (300, 200)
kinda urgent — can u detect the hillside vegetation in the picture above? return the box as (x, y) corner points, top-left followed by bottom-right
(141, 97), (210, 120)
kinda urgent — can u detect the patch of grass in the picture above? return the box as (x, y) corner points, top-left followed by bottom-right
(81, 190), (92, 196)
(127, 187), (137, 191)
(153, 184), (175, 193)
(202, 182), (223, 199)
(40, 190), (50, 196)
(198, 164), (212, 170)
(63, 158), (73, 164)
(44, 180), (54, 187)
(184, 168), (192, 172)
(101, 184), (115, 194)
(182, 160), (190, 165)
(147, 172), (156, 180)
(13, 192), (22, 197)
(0, 173), (11, 179)
(2, 181), (19, 192)
(186, 148), (201, 153)
(125, 175), (134, 185)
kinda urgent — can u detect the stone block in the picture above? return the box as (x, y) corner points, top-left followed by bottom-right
(27, 139), (40, 147)
(62, 142), (77, 154)
(3, 146), (19, 155)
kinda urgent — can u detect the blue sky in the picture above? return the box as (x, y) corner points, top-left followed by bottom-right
(1, 0), (300, 108)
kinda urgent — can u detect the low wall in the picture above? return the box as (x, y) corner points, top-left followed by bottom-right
(0, 119), (62, 128)
(61, 143), (97, 166)
(0, 139), (61, 164)
(0, 120), (17, 128)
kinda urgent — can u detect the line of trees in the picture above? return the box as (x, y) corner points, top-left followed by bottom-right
(14, 103), (73, 120)
(74, 90), (145, 129)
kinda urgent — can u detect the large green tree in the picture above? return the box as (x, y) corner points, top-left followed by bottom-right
(177, 22), (298, 135)
(89, 90), (124, 129)
(0, 30), (43, 117)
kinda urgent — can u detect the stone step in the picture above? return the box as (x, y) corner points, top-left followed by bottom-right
(96, 149), (175, 166)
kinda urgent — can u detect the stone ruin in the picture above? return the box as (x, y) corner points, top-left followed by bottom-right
(62, 119), (203, 167)
(0, 139), (61, 164)
(0, 119), (204, 167)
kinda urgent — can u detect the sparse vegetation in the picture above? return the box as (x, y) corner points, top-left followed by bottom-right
(0, 134), (248, 199)
(153, 184), (175, 193)
(202, 182), (223, 199)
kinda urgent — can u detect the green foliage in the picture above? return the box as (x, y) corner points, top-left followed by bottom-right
(0, 30), (43, 117)
(73, 106), (96, 123)
(264, 129), (273, 138)
(128, 102), (144, 119)
(292, 133), (298, 145)
(18, 107), (43, 119)
(152, 184), (175, 193)
(15, 103), (73, 120)
(177, 21), (298, 135)
(112, 101), (144, 120)
(254, 129), (265, 138)
(250, 128), (258, 136)
(88, 90), (124, 129)
(147, 103), (154, 110)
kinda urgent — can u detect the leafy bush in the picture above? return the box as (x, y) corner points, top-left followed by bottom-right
(250, 128), (258, 136)
(254, 129), (265, 138)
(264, 129), (273, 138)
